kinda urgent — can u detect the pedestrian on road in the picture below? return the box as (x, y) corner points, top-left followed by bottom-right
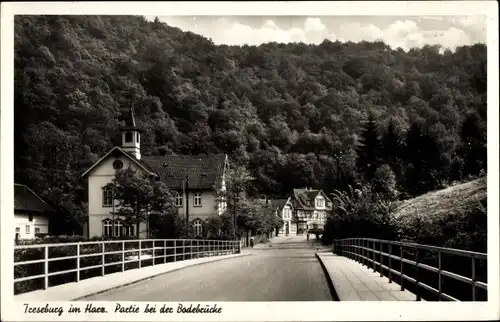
(307, 233), (310, 241)
(250, 236), (254, 248)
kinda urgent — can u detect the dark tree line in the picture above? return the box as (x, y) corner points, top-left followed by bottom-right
(14, 16), (487, 232)
(356, 112), (486, 198)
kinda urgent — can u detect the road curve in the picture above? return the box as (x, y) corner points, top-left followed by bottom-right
(83, 236), (333, 301)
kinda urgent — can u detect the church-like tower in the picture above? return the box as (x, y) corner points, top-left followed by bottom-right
(120, 106), (142, 160)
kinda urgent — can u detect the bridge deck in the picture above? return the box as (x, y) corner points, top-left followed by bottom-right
(317, 253), (421, 301)
(14, 253), (248, 302)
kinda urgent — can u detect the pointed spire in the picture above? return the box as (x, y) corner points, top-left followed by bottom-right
(125, 104), (137, 128)
(120, 103), (142, 132)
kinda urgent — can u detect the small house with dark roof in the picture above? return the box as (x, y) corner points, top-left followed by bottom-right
(289, 188), (332, 235)
(81, 107), (228, 239)
(14, 184), (54, 239)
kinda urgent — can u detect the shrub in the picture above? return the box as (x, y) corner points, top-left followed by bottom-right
(322, 185), (398, 245)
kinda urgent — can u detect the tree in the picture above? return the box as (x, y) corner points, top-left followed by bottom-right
(460, 112), (486, 177)
(105, 167), (176, 238)
(215, 162), (255, 239)
(356, 113), (382, 183)
(371, 164), (398, 199)
(381, 119), (404, 182)
(14, 15), (487, 216)
(403, 121), (441, 195)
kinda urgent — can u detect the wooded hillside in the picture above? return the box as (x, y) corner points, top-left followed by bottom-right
(14, 16), (487, 231)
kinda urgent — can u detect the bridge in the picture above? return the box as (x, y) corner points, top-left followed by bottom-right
(14, 236), (487, 302)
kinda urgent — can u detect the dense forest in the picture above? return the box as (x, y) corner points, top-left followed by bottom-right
(14, 16), (487, 231)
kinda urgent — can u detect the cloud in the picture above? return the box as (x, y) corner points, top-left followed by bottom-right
(337, 20), (475, 51)
(152, 16), (486, 51)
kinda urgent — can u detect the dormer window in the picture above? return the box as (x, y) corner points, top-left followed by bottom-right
(316, 197), (325, 208)
(125, 132), (133, 143)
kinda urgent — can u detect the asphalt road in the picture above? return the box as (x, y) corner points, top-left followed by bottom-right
(84, 236), (334, 301)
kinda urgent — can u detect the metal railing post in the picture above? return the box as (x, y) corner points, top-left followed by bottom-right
(76, 243), (80, 282)
(380, 242), (383, 277)
(350, 239), (353, 259)
(347, 239), (350, 259)
(138, 241), (142, 269)
(471, 255), (476, 301)
(44, 246), (49, 289)
(174, 240), (177, 262)
(400, 245), (405, 291)
(182, 240), (185, 261)
(388, 244), (392, 283)
(152, 240), (156, 266)
(438, 251), (442, 301)
(358, 239), (361, 263)
(372, 241), (376, 272)
(122, 241), (125, 272)
(101, 242), (105, 276)
(354, 239), (357, 262)
(164, 240), (167, 264)
(415, 247), (421, 301)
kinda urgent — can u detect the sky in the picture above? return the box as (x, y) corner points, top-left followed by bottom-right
(146, 15), (486, 51)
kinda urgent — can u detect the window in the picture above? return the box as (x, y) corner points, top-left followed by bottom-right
(35, 228), (40, 235)
(16, 227), (20, 233)
(194, 192), (202, 207)
(136, 132), (140, 143)
(28, 214), (33, 222)
(113, 160), (123, 170)
(114, 220), (123, 237)
(103, 219), (112, 237)
(316, 197), (324, 208)
(175, 192), (183, 207)
(102, 187), (113, 207)
(25, 225), (30, 235)
(193, 219), (203, 237)
(125, 132), (133, 143)
(123, 225), (135, 237)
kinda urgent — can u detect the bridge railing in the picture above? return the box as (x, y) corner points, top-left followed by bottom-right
(14, 239), (241, 294)
(333, 238), (487, 302)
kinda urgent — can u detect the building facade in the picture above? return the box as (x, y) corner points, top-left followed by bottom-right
(81, 107), (227, 239)
(272, 198), (293, 235)
(14, 184), (53, 240)
(289, 188), (332, 235)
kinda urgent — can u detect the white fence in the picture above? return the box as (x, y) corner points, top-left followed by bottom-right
(14, 239), (241, 294)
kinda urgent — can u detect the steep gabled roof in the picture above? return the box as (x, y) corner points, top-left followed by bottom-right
(80, 147), (154, 178)
(291, 188), (332, 210)
(81, 146), (227, 191)
(141, 154), (227, 190)
(14, 184), (54, 214)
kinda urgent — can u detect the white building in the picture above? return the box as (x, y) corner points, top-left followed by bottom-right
(271, 198), (293, 235)
(290, 188), (332, 234)
(14, 184), (53, 240)
(272, 188), (333, 235)
(81, 107), (228, 239)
